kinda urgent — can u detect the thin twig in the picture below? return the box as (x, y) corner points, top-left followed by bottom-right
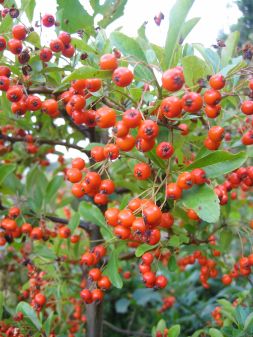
(103, 321), (151, 337)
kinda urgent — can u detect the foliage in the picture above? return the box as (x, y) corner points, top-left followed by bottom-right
(0, 1), (252, 337)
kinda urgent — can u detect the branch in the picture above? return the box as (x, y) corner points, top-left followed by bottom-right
(60, 108), (92, 138)
(0, 200), (93, 233)
(27, 86), (57, 95)
(0, 133), (90, 155)
(103, 321), (151, 337)
(44, 214), (93, 232)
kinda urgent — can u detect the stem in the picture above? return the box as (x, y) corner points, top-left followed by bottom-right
(0, 133), (90, 155)
(103, 320), (151, 337)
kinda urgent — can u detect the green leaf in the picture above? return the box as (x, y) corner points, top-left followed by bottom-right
(220, 229), (233, 252)
(110, 31), (154, 81)
(135, 243), (158, 257)
(21, 0), (36, 22)
(33, 244), (57, 260)
(181, 185), (220, 223)
(0, 164), (16, 185)
(110, 31), (146, 62)
(209, 328), (224, 337)
(168, 255), (178, 272)
(157, 319), (166, 332)
(221, 32), (240, 67)
(16, 302), (42, 331)
(168, 235), (181, 247)
(0, 15), (13, 34)
(0, 292), (3, 320)
(103, 249), (123, 288)
(26, 166), (47, 212)
(164, 0), (194, 69)
(244, 312), (253, 331)
(180, 17), (201, 42)
(45, 175), (64, 203)
(79, 201), (112, 239)
(182, 55), (211, 88)
(217, 299), (236, 316)
(56, 0), (93, 34)
(137, 23), (159, 65)
(26, 32), (41, 48)
(63, 66), (111, 83)
(115, 298), (130, 314)
(186, 151), (247, 178)
(167, 325), (181, 337)
(43, 311), (54, 336)
(91, 0), (128, 29)
(192, 43), (220, 73)
(68, 213), (80, 232)
(191, 330), (205, 337)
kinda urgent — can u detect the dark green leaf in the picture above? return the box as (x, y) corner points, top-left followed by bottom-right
(56, 0), (93, 34)
(103, 249), (123, 288)
(26, 32), (41, 48)
(79, 201), (113, 239)
(46, 175), (64, 203)
(110, 31), (154, 81)
(186, 151), (247, 178)
(164, 0), (194, 69)
(0, 164), (16, 185)
(63, 66), (111, 83)
(182, 55), (211, 88)
(168, 255), (178, 272)
(91, 0), (128, 29)
(181, 185), (220, 223)
(135, 243), (157, 257)
(180, 17), (201, 42)
(220, 229), (233, 252)
(16, 302), (42, 331)
(68, 213), (80, 232)
(43, 311), (54, 336)
(209, 329), (224, 337)
(115, 298), (130, 314)
(21, 0), (36, 22)
(167, 325), (181, 337)
(192, 43), (220, 73)
(221, 32), (240, 67)
(135, 243), (159, 257)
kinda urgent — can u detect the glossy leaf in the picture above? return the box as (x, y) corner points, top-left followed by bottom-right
(79, 201), (113, 239)
(181, 185), (220, 223)
(68, 213), (80, 232)
(167, 325), (181, 337)
(186, 151), (247, 178)
(56, 0), (93, 34)
(45, 175), (64, 203)
(221, 32), (240, 67)
(135, 243), (159, 257)
(182, 55), (211, 88)
(16, 302), (42, 331)
(180, 17), (201, 42)
(164, 0), (194, 69)
(21, 0), (35, 22)
(63, 66), (111, 83)
(209, 329), (224, 337)
(0, 164), (16, 185)
(103, 249), (123, 288)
